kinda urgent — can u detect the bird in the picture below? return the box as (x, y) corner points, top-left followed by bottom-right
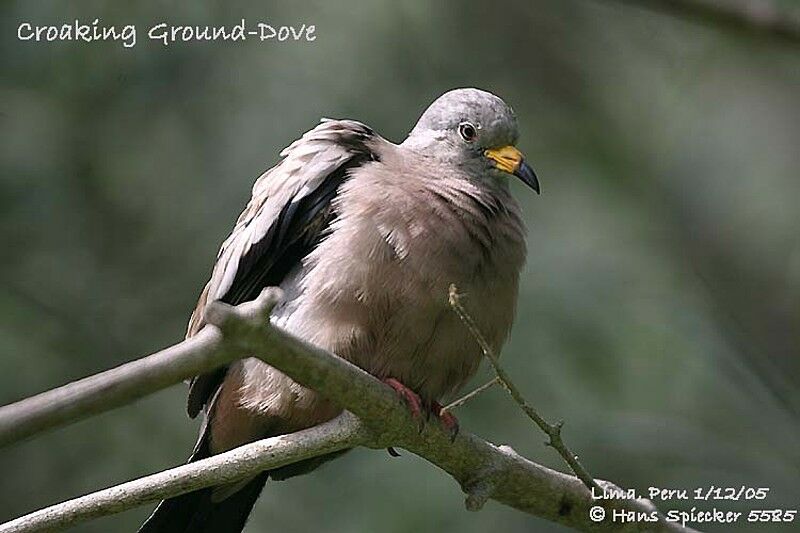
(138, 87), (539, 533)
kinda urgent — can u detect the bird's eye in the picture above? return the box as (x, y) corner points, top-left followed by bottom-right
(458, 122), (478, 143)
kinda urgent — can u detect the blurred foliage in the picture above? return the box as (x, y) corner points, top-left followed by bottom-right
(1, 1), (799, 532)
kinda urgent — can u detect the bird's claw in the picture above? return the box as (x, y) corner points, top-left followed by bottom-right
(382, 379), (459, 440)
(431, 401), (460, 442)
(383, 378), (425, 432)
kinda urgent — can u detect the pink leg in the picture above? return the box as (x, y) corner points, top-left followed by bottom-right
(383, 378), (424, 423)
(382, 379), (459, 441)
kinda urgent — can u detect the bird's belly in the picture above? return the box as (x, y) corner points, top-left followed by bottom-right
(280, 291), (482, 403)
(276, 256), (514, 403)
(246, 200), (522, 416)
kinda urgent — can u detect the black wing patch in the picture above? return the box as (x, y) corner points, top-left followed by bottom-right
(186, 131), (375, 419)
(221, 157), (366, 306)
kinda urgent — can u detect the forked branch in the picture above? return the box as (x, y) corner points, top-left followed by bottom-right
(0, 288), (695, 533)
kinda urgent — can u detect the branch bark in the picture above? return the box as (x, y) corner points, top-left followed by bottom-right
(0, 288), (696, 533)
(0, 414), (367, 533)
(449, 285), (601, 493)
(607, 0), (800, 45)
(0, 327), (224, 447)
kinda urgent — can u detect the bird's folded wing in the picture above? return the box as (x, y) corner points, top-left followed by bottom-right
(185, 119), (378, 418)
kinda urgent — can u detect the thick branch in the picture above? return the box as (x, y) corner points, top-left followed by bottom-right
(608, 0), (800, 45)
(0, 289), (695, 532)
(0, 328), (221, 448)
(0, 289), (280, 448)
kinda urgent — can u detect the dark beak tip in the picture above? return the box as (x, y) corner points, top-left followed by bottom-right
(514, 160), (540, 194)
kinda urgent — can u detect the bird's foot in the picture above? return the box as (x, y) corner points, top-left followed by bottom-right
(383, 377), (424, 431)
(431, 401), (459, 442)
(381, 379), (459, 440)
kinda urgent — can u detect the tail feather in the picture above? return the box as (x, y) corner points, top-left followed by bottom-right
(137, 474), (268, 533)
(137, 414), (348, 532)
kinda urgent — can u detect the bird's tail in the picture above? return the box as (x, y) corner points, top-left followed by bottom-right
(136, 423), (267, 533)
(136, 406), (349, 533)
(137, 474), (268, 533)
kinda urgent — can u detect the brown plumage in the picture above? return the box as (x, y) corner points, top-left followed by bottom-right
(139, 88), (539, 533)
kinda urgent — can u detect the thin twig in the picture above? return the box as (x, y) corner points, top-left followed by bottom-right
(441, 377), (500, 412)
(448, 284), (601, 492)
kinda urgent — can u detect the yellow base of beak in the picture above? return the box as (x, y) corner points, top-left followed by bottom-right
(484, 145), (524, 174)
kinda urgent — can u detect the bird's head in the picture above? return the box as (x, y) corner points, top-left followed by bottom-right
(402, 88), (540, 194)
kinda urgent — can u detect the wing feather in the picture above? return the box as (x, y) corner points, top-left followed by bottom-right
(185, 119), (377, 417)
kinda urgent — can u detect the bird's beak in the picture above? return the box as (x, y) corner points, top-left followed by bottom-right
(484, 146), (540, 194)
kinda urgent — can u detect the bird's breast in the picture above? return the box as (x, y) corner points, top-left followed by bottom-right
(277, 163), (526, 401)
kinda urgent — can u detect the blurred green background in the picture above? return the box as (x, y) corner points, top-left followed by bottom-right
(1, 1), (799, 532)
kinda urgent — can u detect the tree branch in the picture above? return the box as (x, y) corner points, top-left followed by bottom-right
(448, 285), (601, 493)
(0, 288), (696, 533)
(0, 414), (367, 533)
(0, 327), (221, 448)
(607, 0), (800, 46)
